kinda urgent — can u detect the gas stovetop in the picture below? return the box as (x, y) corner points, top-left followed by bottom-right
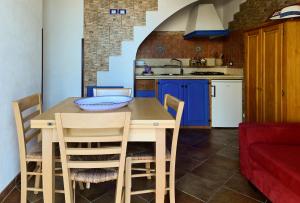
(190, 72), (225, 76)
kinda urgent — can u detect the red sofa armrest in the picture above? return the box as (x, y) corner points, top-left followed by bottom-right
(239, 123), (300, 179)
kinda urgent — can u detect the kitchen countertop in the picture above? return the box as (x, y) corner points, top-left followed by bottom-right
(135, 74), (244, 80)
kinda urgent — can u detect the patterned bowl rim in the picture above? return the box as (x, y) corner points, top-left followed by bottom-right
(74, 96), (134, 106)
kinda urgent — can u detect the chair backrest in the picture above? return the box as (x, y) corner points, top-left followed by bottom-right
(12, 94), (42, 161)
(163, 94), (184, 170)
(55, 112), (131, 202)
(93, 88), (132, 97)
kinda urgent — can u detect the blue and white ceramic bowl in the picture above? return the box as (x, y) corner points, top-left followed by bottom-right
(74, 96), (134, 111)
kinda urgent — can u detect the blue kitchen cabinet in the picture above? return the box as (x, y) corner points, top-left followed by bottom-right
(158, 80), (184, 104)
(158, 80), (184, 120)
(158, 79), (210, 126)
(184, 80), (210, 126)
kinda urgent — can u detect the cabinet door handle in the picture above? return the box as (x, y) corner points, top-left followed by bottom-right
(211, 85), (216, 97)
(181, 85), (184, 88)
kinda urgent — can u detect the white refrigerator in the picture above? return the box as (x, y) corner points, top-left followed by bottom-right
(211, 80), (243, 127)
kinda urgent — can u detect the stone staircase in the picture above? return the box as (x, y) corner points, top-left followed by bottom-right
(85, 0), (198, 92)
(84, 0), (158, 89)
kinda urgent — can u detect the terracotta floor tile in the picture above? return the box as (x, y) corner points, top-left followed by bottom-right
(179, 129), (211, 146)
(208, 187), (260, 203)
(2, 188), (21, 203)
(175, 155), (203, 172)
(216, 147), (239, 161)
(90, 190), (115, 203)
(176, 173), (219, 201)
(162, 190), (204, 203)
(192, 162), (235, 184)
(182, 143), (225, 162)
(204, 155), (239, 171)
(77, 181), (115, 201)
(209, 129), (239, 147)
(225, 173), (267, 202)
(15, 178), (43, 203)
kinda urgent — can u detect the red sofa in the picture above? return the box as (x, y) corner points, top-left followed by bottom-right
(239, 123), (300, 203)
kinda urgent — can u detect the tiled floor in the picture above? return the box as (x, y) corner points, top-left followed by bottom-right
(1, 129), (268, 203)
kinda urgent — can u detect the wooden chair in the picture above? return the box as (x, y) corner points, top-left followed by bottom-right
(91, 87), (132, 154)
(93, 88), (132, 97)
(13, 94), (63, 203)
(55, 112), (131, 203)
(12, 94), (44, 202)
(125, 94), (184, 203)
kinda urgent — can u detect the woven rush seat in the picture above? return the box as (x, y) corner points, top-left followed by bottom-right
(70, 168), (117, 184)
(127, 144), (171, 161)
(69, 153), (120, 183)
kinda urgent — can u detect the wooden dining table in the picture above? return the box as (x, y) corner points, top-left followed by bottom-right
(31, 97), (175, 203)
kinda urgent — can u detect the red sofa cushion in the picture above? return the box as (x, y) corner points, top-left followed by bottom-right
(249, 144), (300, 196)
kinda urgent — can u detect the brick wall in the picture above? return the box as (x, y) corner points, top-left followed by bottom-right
(136, 31), (224, 59)
(84, 0), (157, 88)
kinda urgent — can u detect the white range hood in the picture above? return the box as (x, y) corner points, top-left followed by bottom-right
(184, 4), (229, 39)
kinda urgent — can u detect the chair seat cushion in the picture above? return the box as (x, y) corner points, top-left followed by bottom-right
(70, 168), (118, 184)
(127, 144), (171, 161)
(70, 154), (120, 183)
(249, 144), (300, 195)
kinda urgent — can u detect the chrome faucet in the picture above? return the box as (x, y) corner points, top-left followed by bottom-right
(170, 58), (183, 75)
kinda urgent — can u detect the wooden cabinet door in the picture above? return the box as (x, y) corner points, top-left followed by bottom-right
(158, 79), (210, 126)
(261, 24), (283, 122)
(283, 21), (300, 122)
(184, 80), (210, 126)
(245, 30), (262, 122)
(135, 79), (156, 98)
(158, 80), (184, 104)
(158, 80), (184, 123)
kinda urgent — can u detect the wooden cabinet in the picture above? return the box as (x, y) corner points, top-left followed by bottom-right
(245, 20), (300, 123)
(135, 79), (156, 98)
(283, 21), (300, 121)
(261, 24), (283, 122)
(245, 30), (262, 122)
(158, 79), (210, 126)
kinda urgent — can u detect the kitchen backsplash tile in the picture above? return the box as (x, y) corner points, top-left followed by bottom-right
(136, 31), (244, 69)
(136, 31), (224, 59)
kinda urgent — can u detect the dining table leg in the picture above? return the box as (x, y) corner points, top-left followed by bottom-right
(155, 128), (166, 203)
(42, 129), (55, 203)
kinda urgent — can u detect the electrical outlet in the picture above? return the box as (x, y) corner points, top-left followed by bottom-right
(118, 9), (127, 15)
(109, 9), (118, 15)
